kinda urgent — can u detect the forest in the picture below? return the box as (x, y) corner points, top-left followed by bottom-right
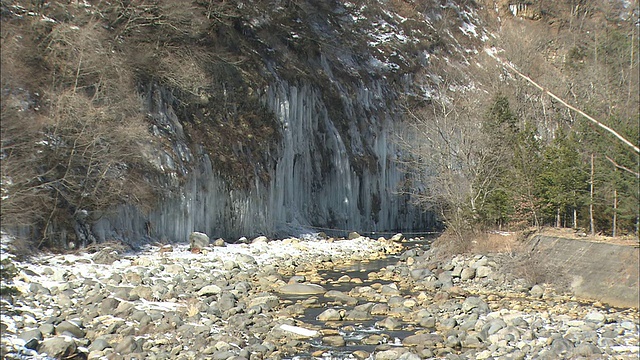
(398, 0), (639, 241)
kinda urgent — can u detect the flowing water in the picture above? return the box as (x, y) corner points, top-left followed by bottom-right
(281, 238), (433, 359)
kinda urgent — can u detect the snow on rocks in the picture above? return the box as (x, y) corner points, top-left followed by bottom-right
(0, 234), (401, 359)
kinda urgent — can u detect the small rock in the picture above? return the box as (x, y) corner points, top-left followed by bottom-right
(348, 232), (361, 239)
(213, 238), (226, 247)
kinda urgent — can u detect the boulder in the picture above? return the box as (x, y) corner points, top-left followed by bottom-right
(38, 337), (77, 358)
(252, 236), (269, 244)
(390, 233), (405, 242)
(322, 335), (345, 347)
(317, 308), (344, 321)
(460, 267), (476, 280)
(475, 265), (492, 278)
(376, 317), (403, 330)
(55, 320), (85, 338)
(402, 333), (443, 347)
(462, 296), (490, 314)
(189, 232), (210, 250)
(375, 348), (409, 360)
(198, 285), (223, 297)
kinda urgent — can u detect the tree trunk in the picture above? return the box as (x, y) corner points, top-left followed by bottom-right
(590, 153), (595, 236)
(573, 208), (577, 229)
(557, 207), (561, 228)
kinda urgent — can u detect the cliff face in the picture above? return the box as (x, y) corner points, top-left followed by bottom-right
(92, 0), (487, 243)
(1, 0), (489, 245)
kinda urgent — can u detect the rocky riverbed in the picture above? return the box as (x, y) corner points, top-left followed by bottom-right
(1, 233), (638, 360)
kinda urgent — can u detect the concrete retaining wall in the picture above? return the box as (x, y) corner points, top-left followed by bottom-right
(527, 235), (639, 308)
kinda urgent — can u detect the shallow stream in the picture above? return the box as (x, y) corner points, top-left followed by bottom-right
(280, 238), (433, 359)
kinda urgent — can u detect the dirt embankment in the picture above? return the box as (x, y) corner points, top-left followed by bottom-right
(526, 234), (639, 308)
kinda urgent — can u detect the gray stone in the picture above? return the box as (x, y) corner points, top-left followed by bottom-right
(198, 285), (223, 297)
(529, 284), (544, 298)
(370, 303), (390, 315)
(380, 284), (401, 296)
(390, 233), (405, 242)
(460, 267), (476, 280)
(348, 232), (361, 239)
(99, 297), (120, 315)
(375, 348), (409, 360)
(322, 335), (345, 347)
(223, 260), (238, 270)
(213, 238), (226, 247)
(278, 283), (326, 295)
(324, 290), (358, 306)
(410, 268), (432, 280)
(218, 292), (237, 312)
(574, 342), (601, 357)
(451, 265), (463, 277)
(115, 335), (139, 354)
(418, 316), (436, 329)
(551, 338), (574, 357)
(38, 323), (55, 336)
(462, 296), (490, 314)
(38, 336), (77, 358)
(19, 329), (43, 342)
(88, 338), (111, 352)
(345, 309), (372, 321)
(376, 317), (403, 330)
(252, 236), (269, 243)
(248, 295), (279, 311)
(189, 232), (209, 250)
(403, 333), (443, 347)
(317, 308), (344, 321)
(235, 254), (257, 267)
(93, 248), (120, 265)
(475, 265), (492, 278)
(55, 320), (85, 338)
(398, 353), (421, 360)
(584, 311), (606, 323)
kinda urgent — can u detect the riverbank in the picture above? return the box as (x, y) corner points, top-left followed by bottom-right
(1, 232), (638, 359)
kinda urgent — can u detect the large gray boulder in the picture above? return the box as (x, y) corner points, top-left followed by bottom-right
(38, 337), (77, 358)
(189, 232), (210, 250)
